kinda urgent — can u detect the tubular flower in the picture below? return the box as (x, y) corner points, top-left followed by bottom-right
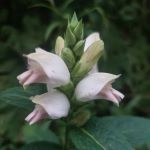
(17, 48), (70, 88)
(75, 73), (124, 106)
(84, 32), (101, 74)
(25, 89), (70, 125)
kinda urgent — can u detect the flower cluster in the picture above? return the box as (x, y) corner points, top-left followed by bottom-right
(17, 14), (124, 125)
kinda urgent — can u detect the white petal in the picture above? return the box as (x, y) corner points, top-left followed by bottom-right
(27, 48), (70, 87)
(84, 32), (100, 51)
(75, 72), (120, 102)
(32, 90), (70, 119)
(98, 86), (120, 106)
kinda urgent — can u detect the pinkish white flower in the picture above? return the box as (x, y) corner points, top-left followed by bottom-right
(25, 89), (70, 125)
(17, 48), (70, 88)
(75, 73), (124, 106)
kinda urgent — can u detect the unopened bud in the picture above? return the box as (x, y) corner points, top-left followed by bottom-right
(55, 36), (64, 56)
(61, 47), (76, 70)
(72, 40), (104, 83)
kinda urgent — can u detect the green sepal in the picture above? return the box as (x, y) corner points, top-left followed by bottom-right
(71, 62), (88, 84)
(61, 47), (76, 70)
(70, 12), (78, 30)
(73, 20), (84, 40)
(65, 25), (76, 47)
(73, 40), (85, 58)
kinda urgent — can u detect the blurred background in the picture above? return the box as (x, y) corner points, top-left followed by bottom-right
(0, 0), (150, 149)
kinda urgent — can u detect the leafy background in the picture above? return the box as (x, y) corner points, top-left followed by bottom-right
(0, 0), (150, 149)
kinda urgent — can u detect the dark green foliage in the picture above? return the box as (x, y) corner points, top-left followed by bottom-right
(70, 117), (150, 150)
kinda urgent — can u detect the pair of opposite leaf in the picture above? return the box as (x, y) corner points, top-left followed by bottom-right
(17, 33), (124, 125)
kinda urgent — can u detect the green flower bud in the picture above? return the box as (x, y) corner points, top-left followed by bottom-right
(72, 40), (104, 83)
(70, 12), (78, 30)
(61, 47), (76, 70)
(73, 20), (84, 40)
(55, 36), (64, 56)
(73, 40), (85, 58)
(65, 25), (76, 47)
(70, 109), (92, 127)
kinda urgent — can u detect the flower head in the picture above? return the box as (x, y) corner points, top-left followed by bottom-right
(17, 48), (70, 88)
(75, 73), (124, 106)
(25, 89), (70, 125)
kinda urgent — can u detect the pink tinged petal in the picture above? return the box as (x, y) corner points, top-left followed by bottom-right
(32, 90), (70, 119)
(112, 88), (124, 101)
(25, 105), (48, 125)
(84, 32), (100, 51)
(75, 73), (121, 104)
(98, 87), (120, 106)
(17, 70), (33, 84)
(23, 70), (47, 86)
(27, 48), (70, 87)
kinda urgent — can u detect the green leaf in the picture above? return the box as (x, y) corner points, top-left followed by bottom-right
(20, 141), (61, 150)
(0, 85), (46, 110)
(70, 116), (150, 150)
(23, 122), (59, 144)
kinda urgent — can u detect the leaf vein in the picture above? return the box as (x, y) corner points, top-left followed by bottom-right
(81, 128), (107, 150)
